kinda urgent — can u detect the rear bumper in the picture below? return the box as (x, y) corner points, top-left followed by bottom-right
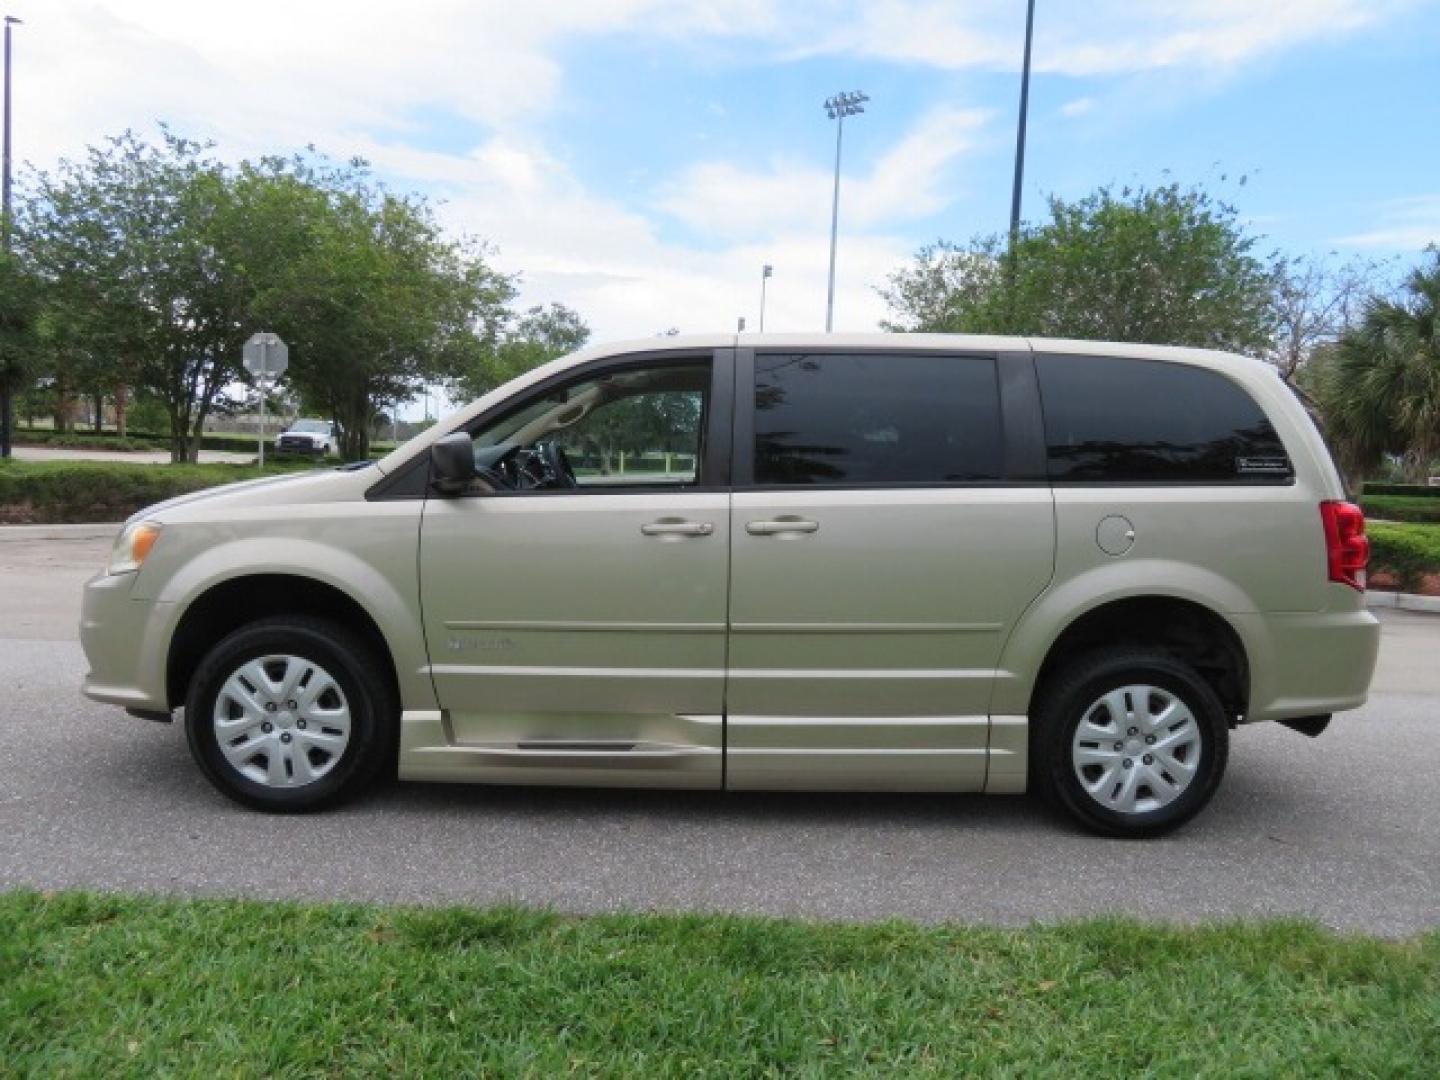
(79, 570), (173, 711)
(1235, 605), (1381, 722)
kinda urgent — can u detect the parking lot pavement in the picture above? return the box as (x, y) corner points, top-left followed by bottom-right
(2, 533), (1437, 934)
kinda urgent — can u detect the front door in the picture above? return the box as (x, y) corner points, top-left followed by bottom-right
(417, 350), (732, 788)
(725, 348), (1056, 791)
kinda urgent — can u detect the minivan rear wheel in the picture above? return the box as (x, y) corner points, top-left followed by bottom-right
(184, 616), (396, 812)
(1031, 648), (1229, 837)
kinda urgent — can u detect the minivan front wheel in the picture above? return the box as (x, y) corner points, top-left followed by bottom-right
(185, 616), (396, 812)
(1032, 649), (1229, 837)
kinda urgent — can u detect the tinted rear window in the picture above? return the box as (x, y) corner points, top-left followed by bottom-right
(753, 353), (1002, 485)
(1035, 355), (1292, 483)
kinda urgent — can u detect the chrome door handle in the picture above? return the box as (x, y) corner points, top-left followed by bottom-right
(745, 519), (819, 536)
(641, 521), (714, 537)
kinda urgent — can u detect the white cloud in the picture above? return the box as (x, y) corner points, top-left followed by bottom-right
(1060, 97), (1096, 118)
(787, 0), (1412, 75)
(408, 133), (909, 340)
(13, 0), (1410, 174)
(6, 0), (1421, 368)
(1334, 196), (1440, 251)
(657, 106), (989, 239)
(8, 0), (778, 168)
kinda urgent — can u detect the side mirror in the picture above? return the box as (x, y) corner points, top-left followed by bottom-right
(430, 432), (477, 496)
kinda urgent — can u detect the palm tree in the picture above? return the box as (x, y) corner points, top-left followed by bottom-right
(1321, 252), (1440, 483)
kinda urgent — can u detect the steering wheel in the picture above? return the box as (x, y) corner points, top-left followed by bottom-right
(542, 440), (578, 489)
(510, 440), (577, 490)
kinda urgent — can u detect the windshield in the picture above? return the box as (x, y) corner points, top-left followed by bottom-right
(290, 420), (331, 434)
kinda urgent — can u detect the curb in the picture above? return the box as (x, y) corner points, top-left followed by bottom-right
(1366, 590), (1440, 615)
(0, 522), (118, 541)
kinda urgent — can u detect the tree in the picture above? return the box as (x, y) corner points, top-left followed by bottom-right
(1314, 251), (1440, 482)
(881, 184), (1274, 353)
(0, 249), (42, 457)
(1266, 254), (1382, 381)
(244, 156), (516, 460)
(452, 301), (590, 404)
(565, 389), (701, 476)
(23, 131), (247, 462)
(23, 133), (517, 462)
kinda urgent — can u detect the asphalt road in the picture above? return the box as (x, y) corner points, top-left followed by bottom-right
(3, 531), (1438, 934)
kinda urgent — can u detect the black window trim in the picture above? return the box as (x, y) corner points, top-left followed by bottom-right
(365, 347), (734, 501)
(731, 346), (1044, 491)
(1031, 350), (1297, 488)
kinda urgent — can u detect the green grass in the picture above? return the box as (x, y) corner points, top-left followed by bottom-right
(1369, 521), (1440, 591)
(0, 458), (321, 524)
(2, 891), (1438, 1077)
(1362, 494), (1440, 524)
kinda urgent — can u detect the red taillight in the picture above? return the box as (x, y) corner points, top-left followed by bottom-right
(1320, 501), (1369, 591)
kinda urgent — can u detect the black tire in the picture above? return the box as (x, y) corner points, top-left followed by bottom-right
(1030, 648), (1229, 838)
(184, 616), (397, 812)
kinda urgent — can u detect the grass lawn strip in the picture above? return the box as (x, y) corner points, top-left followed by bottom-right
(2, 891), (1437, 1076)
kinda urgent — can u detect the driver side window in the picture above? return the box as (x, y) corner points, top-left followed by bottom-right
(470, 360), (711, 492)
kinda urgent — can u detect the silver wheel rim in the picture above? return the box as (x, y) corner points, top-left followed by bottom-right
(212, 655), (352, 788)
(1071, 684), (1202, 815)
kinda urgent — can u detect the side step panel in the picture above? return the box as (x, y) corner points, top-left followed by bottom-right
(398, 711), (722, 789)
(397, 710), (1031, 793)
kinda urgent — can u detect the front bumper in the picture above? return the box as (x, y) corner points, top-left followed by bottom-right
(79, 570), (174, 712)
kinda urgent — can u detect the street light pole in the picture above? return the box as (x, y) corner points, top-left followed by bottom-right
(1008, 0), (1036, 248)
(758, 264), (772, 332)
(1, 15), (21, 461)
(2, 15), (17, 244)
(823, 90), (867, 333)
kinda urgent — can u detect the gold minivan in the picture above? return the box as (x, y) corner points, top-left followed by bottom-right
(80, 334), (1380, 836)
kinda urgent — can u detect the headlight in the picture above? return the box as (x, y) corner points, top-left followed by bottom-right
(108, 520), (163, 575)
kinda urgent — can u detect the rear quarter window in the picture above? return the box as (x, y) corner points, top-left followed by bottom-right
(1035, 354), (1293, 484)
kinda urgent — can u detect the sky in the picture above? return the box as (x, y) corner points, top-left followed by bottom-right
(6, 1), (1440, 414)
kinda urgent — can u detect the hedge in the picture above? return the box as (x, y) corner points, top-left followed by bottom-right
(1359, 494), (1440, 524)
(0, 459), (318, 524)
(12, 429), (171, 452)
(1368, 522), (1440, 592)
(16, 427), (286, 454)
(1362, 483), (1440, 498)
(14, 426), (397, 455)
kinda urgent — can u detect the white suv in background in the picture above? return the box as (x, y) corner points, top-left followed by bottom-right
(275, 419), (338, 457)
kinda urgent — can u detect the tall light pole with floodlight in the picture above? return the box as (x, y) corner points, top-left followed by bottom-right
(758, 263), (772, 332)
(1, 15), (20, 461)
(1008, 0), (1036, 249)
(1, 14), (17, 245)
(823, 90), (867, 333)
